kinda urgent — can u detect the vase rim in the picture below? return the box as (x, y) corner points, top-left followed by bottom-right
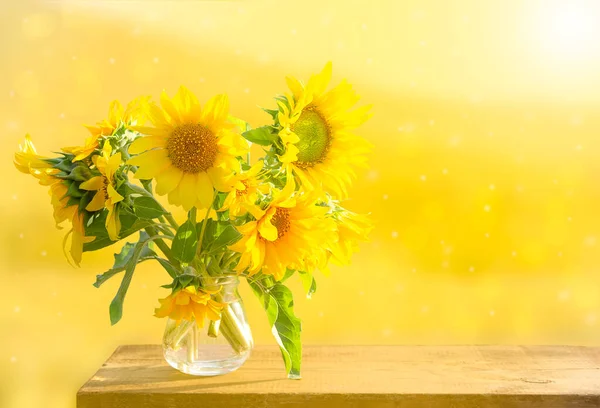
(200, 274), (239, 287)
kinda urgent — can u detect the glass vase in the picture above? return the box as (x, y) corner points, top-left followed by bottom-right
(162, 275), (254, 376)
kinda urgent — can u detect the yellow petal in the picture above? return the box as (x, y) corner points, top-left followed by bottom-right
(106, 152), (122, 181)
(80, 176), (104, 191)
(129, 135), (167, 155)
(107, 100), (124, 128)
(196, 172), (214, 209)
(107, 184), (124, 204)
(219, 190), (236, 211)
(207, 164), (236, 192)
(246, 203), (266, 220)
(217, 129), (249, 156)
(154, 298), (174, 318)
(179, 173), (198, 211)
(168, 184), (182, 206)
(206, 300), (222, 321)
(175, 294), (191, 306)
(147, 102), (170, 127)
(307, 61), (332, 97)
(258, 214), (278, 241)
(279, 143), (299, 163)
(274, 169), (296, 205)
(155, 165), (184, 196)
(174, 86), (201, 123)
(70, 213), (87, 266)
(106, 206), (121, 241)
(202, 94), (229, 128)
(237, 221), (258, 236)
(86, 191), (106, 212)
(286, 76), (304, 99)
(279, 128), (300, 144)
(160, 90), (181, 123)
(133, 153), (171, 180)
(128, 148), (168, 168)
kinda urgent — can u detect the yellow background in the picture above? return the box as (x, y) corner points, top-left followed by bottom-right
(2, 0), (600, 406)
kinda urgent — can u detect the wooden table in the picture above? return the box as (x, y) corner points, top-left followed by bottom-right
(77, 345), (600, 407)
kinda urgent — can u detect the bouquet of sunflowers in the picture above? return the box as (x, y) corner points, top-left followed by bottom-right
(14, 63), (372, 378)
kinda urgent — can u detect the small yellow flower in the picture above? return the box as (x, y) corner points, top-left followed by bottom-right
(63, 97), (149, 161)
(14, 136), (94, 265)
(128, 86), (248, 211)
(277, 62), (372, 198)
(155, 286), (224, 327)
(218, 162), (269, 219)
(230, 176), (336, 280)
(79, 144), (124, 241)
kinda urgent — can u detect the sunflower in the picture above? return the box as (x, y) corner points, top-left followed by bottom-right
(79, 144), (124, 241)
(229, 176), (336, 280)
(218, 162), (269, 219)
(127, 86), (248, 211)
(14, 136), (93, 265)
(276, 62), (372, 198)
(63, 97), (148, 161)
(14, 135), (59, 184)
(329, 208), (373, 265)
(155, 286), (224, 327)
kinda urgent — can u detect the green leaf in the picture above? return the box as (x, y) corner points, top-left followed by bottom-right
(153, 257), (180, 279)
(140, 179), (153, 191)
(213, 192), (229, 212)
(199, 219), (241, 253)
(78, 191), (94, 213)
(298, 271), (317, 299)
(212, 222), (242, 249)
(108, 233), (168, 325)
(83, 210), (152, 252)
(249, 278), (302, 379)
(171, 220), (198, 263)
(65, 180), (84, 198)
(242, 126), (277, 146)
(262, 107), (279, 121)
(134, 196), (167, 220)
(281, 269), (295, 282)
(227, 115), (250, 133)
(93, 233), (158, 288)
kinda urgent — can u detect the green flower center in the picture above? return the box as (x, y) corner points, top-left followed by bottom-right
(291, 108), (331, 168)
(167, 123), (218, 173)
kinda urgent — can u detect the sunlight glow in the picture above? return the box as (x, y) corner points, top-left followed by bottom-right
(538, 1), (600, 58)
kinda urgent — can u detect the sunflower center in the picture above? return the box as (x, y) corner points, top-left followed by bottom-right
(167, 124), (218, 173)
(270, 207), (291, 240)
(102, 177), (110, 200)
(236, 180), (250, 197)
(291, 108), (331, 168)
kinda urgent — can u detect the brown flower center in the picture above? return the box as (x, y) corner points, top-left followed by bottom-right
(102, 177), (110, 200)
(236, 180), (250, 197)
(291, 107), (331, 169)
(270, 207), (291, 240)
(167, 123), (218, 173)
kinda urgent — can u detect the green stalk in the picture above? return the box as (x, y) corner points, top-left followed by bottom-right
(207, 320), (220, 338)
(165, 214), (179, 230)
(196, 194), (216, 257)
(144, 226), (179, 270)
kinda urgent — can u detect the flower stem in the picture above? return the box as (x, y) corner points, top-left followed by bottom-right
(197, 193), (217, 257)
(207, 320), (220, 338)
(187, 324), (195, 363)
(144, 226), (179, 271)
(165, 214), (179, 230)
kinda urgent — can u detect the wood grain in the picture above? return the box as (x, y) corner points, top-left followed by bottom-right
(77, 345), (600, 408)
